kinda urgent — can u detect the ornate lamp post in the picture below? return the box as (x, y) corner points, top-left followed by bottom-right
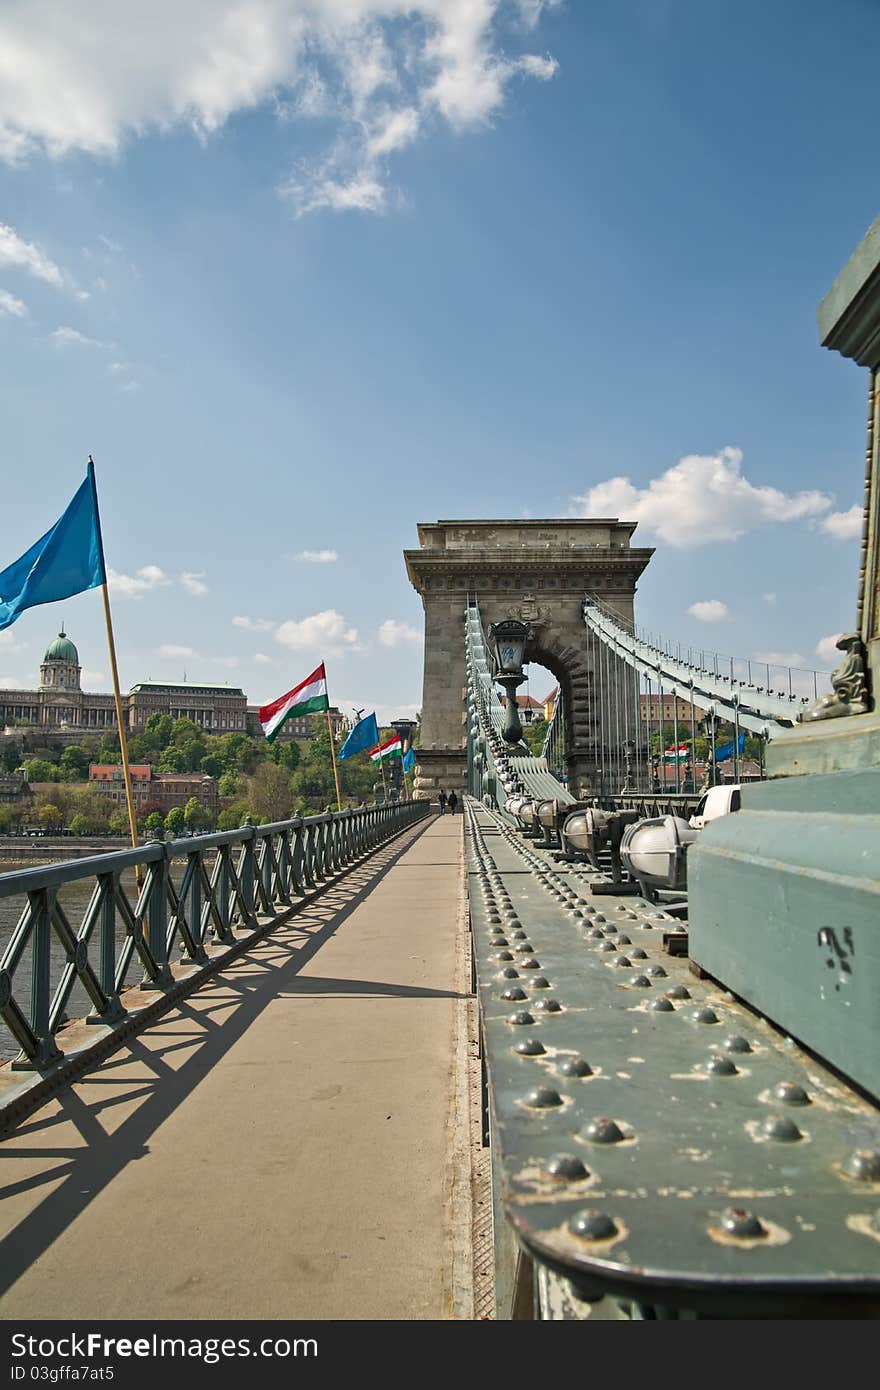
(486, 619), (532, 750)
(701, 711), (719, 790)
(391, 717), (418, 798)
(621, 738), (636, 793)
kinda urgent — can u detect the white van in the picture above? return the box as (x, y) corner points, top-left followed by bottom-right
(689, 784), (741, 830)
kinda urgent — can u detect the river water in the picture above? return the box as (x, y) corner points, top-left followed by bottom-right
(0, 858), (208, 1061)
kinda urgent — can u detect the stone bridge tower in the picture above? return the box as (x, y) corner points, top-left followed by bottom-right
(404, 519), (653, 798)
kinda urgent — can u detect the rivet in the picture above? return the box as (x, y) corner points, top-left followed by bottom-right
(842, 1150), (880, 1181)
(489, 935), (508, 946)
(494, 951), (514, 961)
(645, 964), (667, 977)
(507, 1010), (535, 1026)
(583, 1117), (625, 1144)
(530, 975), (551, 988)
(569, 1210), (617, 1241)
(515, 1038), (545, 1056)
(525, 1085), (563, 1109)
(534, 997), (561, 1013)
(650, 998), (675, 1012)
(693, 1007), (719, 1024)
(720, 1207), (765, 1239)
(520, 958), (541, 969)
(616, 934), (632, 945)
(510, 929), (527, 940)
(547, 1154), (589, 1181)
(667, 985), (690, 1000)
(587, 928), (605, 939)
(772, 1081), (810, 1106)
(499, 967), (520, 979)
(630, 947), (648, 959)
(568, 910), (585, 921)
(761, 1115), (802, 1142)
(723, 1035), (752, 1054)
(630, 975), (652, 988)
(704, 1057), (738, 1076)
(558, 1057), (593, 1078)
(598, 942), (617, 953)
(613, 956), (632, 968)
(593, 914), (606, 924)
(500, 986), (528, 1001)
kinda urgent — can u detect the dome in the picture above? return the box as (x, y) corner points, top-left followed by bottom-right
(43, 629), (79, 664)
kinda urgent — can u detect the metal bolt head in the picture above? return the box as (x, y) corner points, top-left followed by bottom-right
(558, 1057), (593, 1078)
(720, 1208), (766, 1239)
(723, 1035), (752, 1054)
(507, 1010), (535, 1026)
(530, 975), (551, 989)
(569, 1209), (618, 1241)
(598, 941), (617, 953)
(630, 975), (652, 988)
(500, 986), (528, 1001)
(772, 1081), (810, 1106)
(534, 997), (561, 1013)
(547, 1154), (589, 1181)
(650, 998), (675, 1012)
(520, 958), (541, 969)
(704, 1057), (738, 1076)
(842, 1149), (880, 1181)
(494, 950), (514, 961)
(761, 1115), (802, 1142)
(645, 964), (667, 978)
(587, 927), (605, 939)
(616, 934), (632, 945)
(499, 967), (520, 979)
(583, 1117), (625, 1144)
(667, 985), (690, 1000)
(630, 947), (647, 960)
(524, 1085), (563, 1109)
(515, 1038), (545, 1056)
(692, 1007), (719, 1025)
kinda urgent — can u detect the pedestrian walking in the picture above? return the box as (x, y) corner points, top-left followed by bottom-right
(447, 790), (458, 816)
(438, 790), (447, 815)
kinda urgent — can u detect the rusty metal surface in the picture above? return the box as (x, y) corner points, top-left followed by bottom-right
(466, 798), (880, 1315)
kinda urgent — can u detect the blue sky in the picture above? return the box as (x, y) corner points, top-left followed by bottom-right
(0, 0), (877, 721)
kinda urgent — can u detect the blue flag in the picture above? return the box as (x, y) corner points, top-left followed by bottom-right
(337, 712), (379, 761)
(715, 731), (746, 763)
(402, 747), (415, 774)
(0, 464), (105, 631)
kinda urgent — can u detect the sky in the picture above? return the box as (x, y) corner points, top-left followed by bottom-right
(0, 0), (877, 724)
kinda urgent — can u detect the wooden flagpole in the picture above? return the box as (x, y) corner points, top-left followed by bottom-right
(324, 702), (343, 811)
(88, 458), (143, 885)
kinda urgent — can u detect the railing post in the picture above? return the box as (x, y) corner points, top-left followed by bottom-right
(260, 831), (275, 915)
(185, 847), (209, 964)
(215, 845), (234, 944)
(89, 872), (126, 1024)
(278, 830), (292, 903)
(21, 888), (62, 1069)
(144, 837), (174, 988)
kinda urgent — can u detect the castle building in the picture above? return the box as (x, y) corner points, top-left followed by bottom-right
(0, 629), (247, 738)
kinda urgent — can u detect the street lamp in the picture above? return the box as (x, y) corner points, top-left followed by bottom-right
(701, 710), (719, 789)
(486, 619), (532, 749)
(391, 717), (418, 798)
(621, 738), (636, 793)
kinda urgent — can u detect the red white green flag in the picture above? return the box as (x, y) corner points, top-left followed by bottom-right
(369, 734), (402, 763)
(259, 663), (328, 743)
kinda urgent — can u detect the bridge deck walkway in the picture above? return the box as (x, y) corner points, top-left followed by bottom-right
(0, 813), (473, 1321)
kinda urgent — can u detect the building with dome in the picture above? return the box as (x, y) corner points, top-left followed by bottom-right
(0, 627), (248, 740)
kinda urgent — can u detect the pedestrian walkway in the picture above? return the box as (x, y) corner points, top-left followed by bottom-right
(0, 814), (472, 1321)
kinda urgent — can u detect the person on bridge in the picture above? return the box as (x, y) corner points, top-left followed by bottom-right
(447, 790), (458, 815)
(438, 790), (447, 814)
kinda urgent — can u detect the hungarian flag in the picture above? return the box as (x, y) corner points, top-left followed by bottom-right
(663, 745), (689, 761)
(259, 663), (328, 743)
(369, 734), (402, 763)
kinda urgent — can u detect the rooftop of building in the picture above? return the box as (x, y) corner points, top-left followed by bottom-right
(43, 628), (79, 664)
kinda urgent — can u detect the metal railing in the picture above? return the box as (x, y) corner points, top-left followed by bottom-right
(0, 801), (428, 1071)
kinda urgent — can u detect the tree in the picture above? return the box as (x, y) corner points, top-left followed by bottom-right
(0, 803), (23, 833)
(270, 739), (301, 771)
(108, 809), (130, 836)
(145, 811), (164, 833)
(199, 753), (225, 779)
(183, 797), (204, 832)
(23, 757), (59, 783)
(164, 805), (185, 836)
(38, 803), (63, 831)
(218, 771), (242, 799)
(145, 713), (174, 747)
(247, 763), (295, 822)
(59, 745), (90, 780)
(69, 813), (89, 835)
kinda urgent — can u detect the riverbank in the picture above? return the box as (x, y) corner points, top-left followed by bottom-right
(0, 838), (125, 866)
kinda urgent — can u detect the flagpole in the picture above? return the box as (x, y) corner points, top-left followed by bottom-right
(88, 458), (142, 880)
(324, 703), (343, 812)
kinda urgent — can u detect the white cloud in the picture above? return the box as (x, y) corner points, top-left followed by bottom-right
(181, 570), (209, 597)
(821, 505), (862, 541)
(573, 447), (832, 548)
(753, 650), (806, 668)
(378, 618), (422, 647)
(158, 644), (196, 658)
(0, 630), (27, 652)
(0, 288), (27, 317)
(0, 675), (24, 690)
(233, 615), (273, 632)
(0, 7), (558, 219)
(276, 609), (359, 652)
(295, 548), (338, 564)
(687, 600), (729, 623)
(81, 669), (107, 686)
(50, 324), (104, 348)
(107, 564), (171, 598)
(763, 592), (777, 604)
(816, 634), (843, 667)
(213, 656), (239, 668)
(0, 222), (66, 287)
(254, 652), (273, 665)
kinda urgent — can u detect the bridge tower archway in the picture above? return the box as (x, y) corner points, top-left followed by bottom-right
(404, 519), (653, 799)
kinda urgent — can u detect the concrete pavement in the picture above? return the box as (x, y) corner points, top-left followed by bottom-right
(0, 813), (473, 1321)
